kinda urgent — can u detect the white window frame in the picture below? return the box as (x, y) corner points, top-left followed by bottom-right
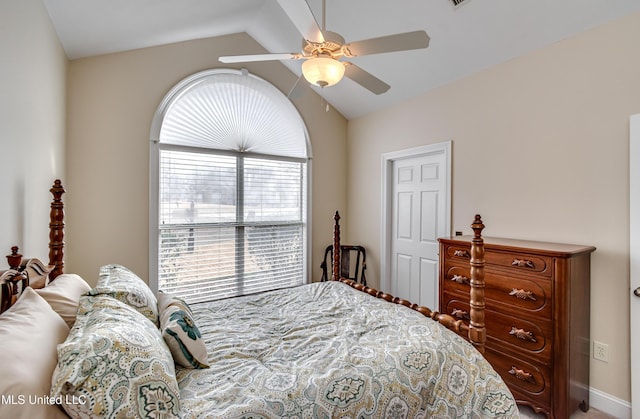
(148, 69), (312, 295)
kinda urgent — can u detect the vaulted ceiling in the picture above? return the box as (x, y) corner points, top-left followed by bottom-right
(43, 0), (640, 119)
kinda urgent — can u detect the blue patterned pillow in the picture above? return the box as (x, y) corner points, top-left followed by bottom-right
(89, 264), (159, 326)
(51, 294), (180, 418)
(158, 292), (209, 369)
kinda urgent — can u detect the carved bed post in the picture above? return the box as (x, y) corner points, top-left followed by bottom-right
(48, 180), (65, 281)
(469, 214), (486, 354)
(332, 211), (341, 281)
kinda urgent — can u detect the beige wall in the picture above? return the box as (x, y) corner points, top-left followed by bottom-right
(0, 0), (67, 258)
(66, 33), (347, 286)
(347, 12), (640, 402)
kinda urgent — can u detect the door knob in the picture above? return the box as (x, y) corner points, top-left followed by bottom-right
(635, 287), (640, 297)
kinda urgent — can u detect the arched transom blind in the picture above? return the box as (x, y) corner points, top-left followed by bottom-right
(160, 71), (308, 159)
(155, 69), (309, 303)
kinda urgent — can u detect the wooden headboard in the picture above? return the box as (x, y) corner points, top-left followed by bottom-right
(329, 210), (487, 354)
(0, 180), (65, 313)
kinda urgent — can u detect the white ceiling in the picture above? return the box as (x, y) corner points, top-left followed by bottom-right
(43, 0), (640, 119)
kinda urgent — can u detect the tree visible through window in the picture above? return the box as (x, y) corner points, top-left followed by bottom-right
(150, 69), (310, 303)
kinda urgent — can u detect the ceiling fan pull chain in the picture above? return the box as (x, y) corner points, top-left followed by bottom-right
(319, 95), (330, 113)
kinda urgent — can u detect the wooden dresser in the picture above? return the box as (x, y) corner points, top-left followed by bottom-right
(438, 236), (595, 418)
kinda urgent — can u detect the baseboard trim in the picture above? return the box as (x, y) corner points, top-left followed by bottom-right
(590, 387), (631, 418)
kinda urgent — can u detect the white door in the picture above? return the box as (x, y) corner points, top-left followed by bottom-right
(630, 113), (640, 419)
(381, 142), (451, 309)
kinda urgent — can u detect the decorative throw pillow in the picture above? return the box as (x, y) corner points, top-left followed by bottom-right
(36, 273), (91, 328)
(157, 290), (192, 314)
(158, 291), (209, 369)
(0, 287), (69, 419)
(89, 264), (159, 326)
(51, 294), (181, 418)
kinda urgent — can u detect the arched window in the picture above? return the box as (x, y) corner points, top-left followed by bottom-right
(149, 69), (311, 303)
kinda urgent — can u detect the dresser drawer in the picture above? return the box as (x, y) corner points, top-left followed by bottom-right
(443, 243), (553, 278)
(485, 250), (552, 278)
(442, 265), (552, 318)
(484, 347), (551, 409)
(443, 296), (552, 362)
(443, 244), (474, 260)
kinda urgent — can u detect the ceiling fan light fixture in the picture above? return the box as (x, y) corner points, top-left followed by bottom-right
(302, 56), (345, 87)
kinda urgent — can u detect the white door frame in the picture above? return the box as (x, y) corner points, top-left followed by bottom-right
(380, 141), (452, 293)
(630, 113), (640, 419)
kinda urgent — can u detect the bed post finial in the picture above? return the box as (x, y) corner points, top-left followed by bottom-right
(6, 246), (22, 270)
(49, 179), (65, 281)
(332, 211), (341, 281)
(471, 214), (484, 239)
(469, 214), (486, 353)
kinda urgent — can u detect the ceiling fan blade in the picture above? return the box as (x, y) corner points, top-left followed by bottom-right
(342, 30), (430, 57)
(276, 0), (325, 43)
(343, 63), (390, 95)
(219, 53), (303, 64)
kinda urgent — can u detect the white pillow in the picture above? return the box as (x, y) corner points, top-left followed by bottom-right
(36, 274), (91, 328)
(158, 292), (209, 369)
(0, 287), (69, 419)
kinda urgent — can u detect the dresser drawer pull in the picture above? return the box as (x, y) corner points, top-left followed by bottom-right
(509, 327), (537, 343)
(453, 249), (470, 258)
(512, 258), (536, 269)
(509, 288), (537, 301)
(451, 309), (470, 320)
(451, 274), (470, 285)
(509, 366), (536, 384)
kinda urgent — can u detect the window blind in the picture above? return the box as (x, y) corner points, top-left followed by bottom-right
(158, 148), (306, 303)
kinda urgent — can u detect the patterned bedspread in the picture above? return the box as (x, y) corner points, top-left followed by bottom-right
(177, 281), (518, 418)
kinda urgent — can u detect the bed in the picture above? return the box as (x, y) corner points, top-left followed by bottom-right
(0, 180), (518, 418)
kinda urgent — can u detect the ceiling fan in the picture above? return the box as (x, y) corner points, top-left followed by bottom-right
(218, 0), (430, 95)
